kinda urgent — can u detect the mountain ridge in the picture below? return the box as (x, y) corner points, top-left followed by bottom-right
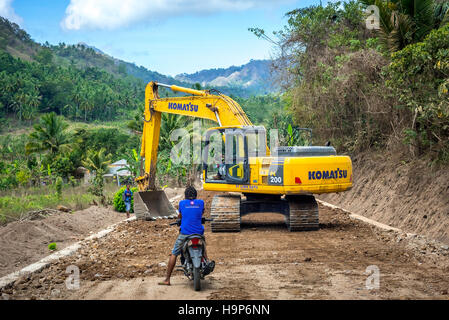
(175, 59), (276, 96)
(0, 17), (274, 97)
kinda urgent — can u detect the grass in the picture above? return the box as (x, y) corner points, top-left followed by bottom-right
(66, 119), (132, 133)
(0, 183), (120, 225)
(0, 114), (134, 137)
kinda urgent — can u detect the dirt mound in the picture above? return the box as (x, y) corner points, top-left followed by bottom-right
(0, 206), (125, 278)
(2, 203), (449, 300)
(319, 153), (449, 244)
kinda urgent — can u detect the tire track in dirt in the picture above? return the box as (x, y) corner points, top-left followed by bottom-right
(1, 191), (449, 300)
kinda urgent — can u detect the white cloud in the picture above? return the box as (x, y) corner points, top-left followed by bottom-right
(61, 0), (287, 30)
(0, 0), (23, 24)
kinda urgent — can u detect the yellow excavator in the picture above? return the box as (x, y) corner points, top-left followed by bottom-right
(134, 81), (353, 232)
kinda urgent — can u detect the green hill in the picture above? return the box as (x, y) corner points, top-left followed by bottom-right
(0, 17), (272, 99)
(0, 17), (187, 84)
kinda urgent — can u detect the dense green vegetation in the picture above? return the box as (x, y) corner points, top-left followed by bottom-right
(0, 49), (143, 123)
(0, 114), (140, 188)
(233, 95), (285, 125)
(253, 0), (448, 162)
(2, 0), (447, 223)
(0, 16), (284, 222)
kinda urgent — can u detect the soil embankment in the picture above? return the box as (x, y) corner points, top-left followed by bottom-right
(0, 206), (125, 278)
(319, 153), (449, 244)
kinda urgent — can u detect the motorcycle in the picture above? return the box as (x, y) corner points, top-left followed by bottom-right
(169, 217), (215, 291)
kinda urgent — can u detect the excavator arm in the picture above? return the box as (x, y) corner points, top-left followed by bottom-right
(133, 81), (352, 231)
(137, 81), (252, 191)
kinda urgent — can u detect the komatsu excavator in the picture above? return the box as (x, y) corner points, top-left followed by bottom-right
(134, 81), (352, 232)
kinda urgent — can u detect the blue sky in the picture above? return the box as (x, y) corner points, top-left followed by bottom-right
(1, 0), (324, 76)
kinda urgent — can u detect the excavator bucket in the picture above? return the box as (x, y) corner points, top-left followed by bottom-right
(134, 191), (177, 220)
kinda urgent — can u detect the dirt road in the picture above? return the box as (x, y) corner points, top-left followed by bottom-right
(1, 191), (449, 300)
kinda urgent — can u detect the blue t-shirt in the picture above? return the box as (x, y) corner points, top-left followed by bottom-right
(124, 189), (133, 203)
(179, 199), (205, 235)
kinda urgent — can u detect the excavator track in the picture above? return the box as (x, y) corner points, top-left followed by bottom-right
(210, 194), (241, 232)
(287, 195), (319, 231)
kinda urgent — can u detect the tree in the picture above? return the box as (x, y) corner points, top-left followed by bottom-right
(22, 88), (41, 122)
(26, 112), (72, 155)
(35, 47), (53, 65)
(118, 63), (127, 75)
(387, 24), (449, 158)
(82, 148), (112, 175)
(127, 104), (144, 133)
(118, 148), (140, 179)
(82, 148), (112, 200)
(160, 113), (188, 150)
(360, 0), (446, 53)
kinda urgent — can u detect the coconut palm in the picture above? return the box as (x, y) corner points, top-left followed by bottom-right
(128, 110), (190, 144)
(118, 148), (140, 179)
(160, 113), (189, 150)
(127, 104), (144, 134)
(81, 148), (112, 175)
(361, 0), (442, 52)
(25, 112), (72, 155)
(82, 148), (112, 200)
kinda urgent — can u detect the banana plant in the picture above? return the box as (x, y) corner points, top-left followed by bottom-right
(118, 148), (140, 179)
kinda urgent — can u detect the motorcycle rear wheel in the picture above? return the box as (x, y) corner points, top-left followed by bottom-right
(193, 267), (201, 291)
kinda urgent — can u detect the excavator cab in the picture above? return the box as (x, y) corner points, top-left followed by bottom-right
(203, 126), (267, 185)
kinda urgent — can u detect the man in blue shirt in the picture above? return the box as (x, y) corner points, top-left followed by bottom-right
(122, 184), (133, 219)
(159, 186), (207, 286)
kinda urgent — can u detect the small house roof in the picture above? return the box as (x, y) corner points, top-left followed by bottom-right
(110, 159), (128, 167)
(106, 159), (132, 176)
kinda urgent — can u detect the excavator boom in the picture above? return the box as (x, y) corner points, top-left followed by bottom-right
(137, 82), (251, 188)
(134, 81), (252, 219)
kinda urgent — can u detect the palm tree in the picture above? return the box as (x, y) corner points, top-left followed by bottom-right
(12, 89), (28, 121)
(23, 90), (41, 123)
(128, 109), (189, 146)
(160, 113), (188, 150)
(126, 104), (144, 133)
(361, 0), (442, 52)
(25, 112), (72, 155)
(82, 148), (112, 200)
(81, 148), (112, 175)
(71, 87), (83, 120)
(118, 148), (140, 179)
